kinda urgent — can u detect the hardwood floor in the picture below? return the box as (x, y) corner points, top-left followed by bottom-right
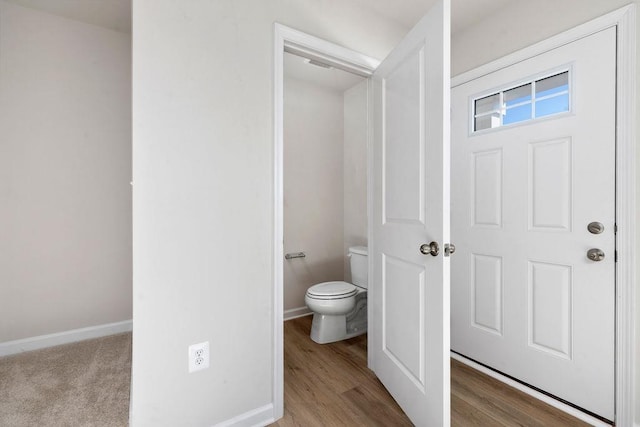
(272, 316), (589, 426)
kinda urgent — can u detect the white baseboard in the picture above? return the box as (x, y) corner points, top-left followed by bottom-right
(212, 403), (275, 427)
(0, 319), (133, 357)
(451, 352), (612, 427)
(283, 306), (312, 321)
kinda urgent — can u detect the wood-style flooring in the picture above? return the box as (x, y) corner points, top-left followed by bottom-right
(272, 315), (589, 426)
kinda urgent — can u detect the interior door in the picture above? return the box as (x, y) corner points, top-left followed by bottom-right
(451, 28), (616, 421)
(370, 0), (450, 425)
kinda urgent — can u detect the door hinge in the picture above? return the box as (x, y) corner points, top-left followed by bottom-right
(615, 250), (618, 262)
(614, 223), (618, 234)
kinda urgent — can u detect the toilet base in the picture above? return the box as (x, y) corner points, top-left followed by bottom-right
(309, 292), (367, 344)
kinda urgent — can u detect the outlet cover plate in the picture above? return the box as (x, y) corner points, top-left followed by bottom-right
(188, 341), (210, 373)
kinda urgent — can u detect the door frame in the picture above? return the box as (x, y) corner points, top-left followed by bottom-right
(451, 5), (636, 426)
(272, 23), (380, 419)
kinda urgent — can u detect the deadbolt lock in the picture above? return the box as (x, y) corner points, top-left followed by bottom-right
(445, 243), (456, 257)
(587, 222), (605, 235)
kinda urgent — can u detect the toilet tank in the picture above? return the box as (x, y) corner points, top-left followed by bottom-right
(349, 246), (368, 288)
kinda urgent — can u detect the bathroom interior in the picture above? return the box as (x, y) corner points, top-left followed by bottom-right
(283, 51), (369, 329)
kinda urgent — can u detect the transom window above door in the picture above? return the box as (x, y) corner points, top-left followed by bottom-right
(473, 70), (570, 132)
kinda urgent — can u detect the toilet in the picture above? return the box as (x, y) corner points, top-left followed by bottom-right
(305, 246), (368, 344)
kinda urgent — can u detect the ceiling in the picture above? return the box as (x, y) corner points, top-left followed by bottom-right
(285, 0), (516, 91)
(351, 0), (514, 34)
(4, 0), (131, 33)
(2, 0), (514, 44)
(3, 0), (517, 91)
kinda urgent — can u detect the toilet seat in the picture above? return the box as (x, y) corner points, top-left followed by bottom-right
(306, 281), (357, 300)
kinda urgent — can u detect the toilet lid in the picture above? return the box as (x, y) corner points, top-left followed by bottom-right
(306, 281), (357, 299)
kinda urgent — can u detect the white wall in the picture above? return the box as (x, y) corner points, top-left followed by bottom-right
(452, 0), (638, 75)
(451, 1), (639, 425)
(0, 1), (132, 343)
(131, 0), (406, 424)
(343, 80), (369, 281)
(283, 76), (345, 314)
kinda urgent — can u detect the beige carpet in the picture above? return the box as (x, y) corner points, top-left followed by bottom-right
(0, 333), (131, 426)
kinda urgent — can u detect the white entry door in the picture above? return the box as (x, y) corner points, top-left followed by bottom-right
(371, 0), (450, 425)
(451, 28), (616, 421)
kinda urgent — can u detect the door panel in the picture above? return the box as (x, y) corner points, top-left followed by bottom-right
(528, 261), (572, 358)
(472, 254), (503, 335)
(371, 0), (450, 425)
(529, 138), (572, 230)
(383, 254), (425, 385)
(451, 27), (615, 421)
(472, 149), (502, 227)
(384, 51), (424, 224)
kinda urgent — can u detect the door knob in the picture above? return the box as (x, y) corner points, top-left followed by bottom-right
(420, 242), (439, 256)
(587, 248), (605, 262)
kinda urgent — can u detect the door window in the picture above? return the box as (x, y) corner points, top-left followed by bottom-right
(473, 70), (570, 132)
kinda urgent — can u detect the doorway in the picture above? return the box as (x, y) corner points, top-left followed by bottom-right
(451, 27), (616, 422)
(448, 6), (636, 425)
(272, 24), (380, 419)
(279, 32), (375, 424)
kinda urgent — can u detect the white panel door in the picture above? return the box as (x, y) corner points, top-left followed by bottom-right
(371, 0), (450, 425)
(451, 28), (615, 420)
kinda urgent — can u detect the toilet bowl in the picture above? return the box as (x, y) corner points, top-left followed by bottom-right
(305, 246), (368, 344)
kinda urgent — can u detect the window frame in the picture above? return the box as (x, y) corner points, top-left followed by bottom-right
(469, 65), (573, 135)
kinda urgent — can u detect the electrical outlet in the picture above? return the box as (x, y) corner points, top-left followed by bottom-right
(188, 341), (210, 373)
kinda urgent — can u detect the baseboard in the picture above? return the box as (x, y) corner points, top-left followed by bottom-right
(0, 319), (133, 357)
(450, 352), (612, 427)
(212, 403), (275, 427)
(283, 306), (312, 321)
